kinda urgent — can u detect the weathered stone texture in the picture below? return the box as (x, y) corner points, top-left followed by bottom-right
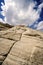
(0, 26), (43, 65)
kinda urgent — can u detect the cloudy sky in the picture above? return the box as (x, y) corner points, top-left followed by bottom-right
(0, 0), (43, 30)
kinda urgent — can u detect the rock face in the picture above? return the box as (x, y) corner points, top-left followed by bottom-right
(0, 25), (43, 65)
(0, 22), (13, 31)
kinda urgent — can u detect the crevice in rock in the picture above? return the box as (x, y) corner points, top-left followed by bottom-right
(24, 34), (43, 40)
(1, 34), (23, 65)
(0, 36), (15, 41)
(1, 41), (16, 65)
(0, 56), (5, 65)
(1, 29), (26, 65)
(0, 33), (22, 41)
(36, 46), (43, 49)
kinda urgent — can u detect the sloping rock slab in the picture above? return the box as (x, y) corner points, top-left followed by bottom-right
(1, 32), (22, 41)
(2, 30), (43, 65)
(0, 56), (5, 65)
(0, 26), (27, 41)
(30, 46), (43, 65)
(0, 38), (15, 64)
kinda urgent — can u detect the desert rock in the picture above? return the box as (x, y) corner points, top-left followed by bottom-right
(0, 25), (43, 65)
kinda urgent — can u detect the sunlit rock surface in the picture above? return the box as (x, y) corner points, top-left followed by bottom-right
(0, 25), (43, 65)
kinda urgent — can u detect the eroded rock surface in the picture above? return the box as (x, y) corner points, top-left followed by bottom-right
(0, 38), (15, 64)
(0, 25), (43, 65)
(0, 22), (13, 31)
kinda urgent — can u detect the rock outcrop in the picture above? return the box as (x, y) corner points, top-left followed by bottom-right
(0, 25), (43, 65)
(0, 22), (13, 31)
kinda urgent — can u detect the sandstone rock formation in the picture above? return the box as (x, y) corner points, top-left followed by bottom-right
(0, 22), (13, 31)
(0, 25), (43, 65)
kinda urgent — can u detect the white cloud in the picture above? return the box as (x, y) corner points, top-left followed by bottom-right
(0, 18), (5, 23)
(38, 3), (43, 13)
(37, 21), (43, 30)
(0, 18), (7, 24)
(1, 0), (43, 26)
(39, 3), (43, 9)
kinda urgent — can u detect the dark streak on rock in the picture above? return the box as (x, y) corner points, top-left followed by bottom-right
(25, 34), (43, 40)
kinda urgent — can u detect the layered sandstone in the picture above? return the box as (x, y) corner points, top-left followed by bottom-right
(0, 25), (43, 65)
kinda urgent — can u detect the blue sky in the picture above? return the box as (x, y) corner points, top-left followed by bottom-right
(0, 0), (43, 30)
(0, 0), (4, 19)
